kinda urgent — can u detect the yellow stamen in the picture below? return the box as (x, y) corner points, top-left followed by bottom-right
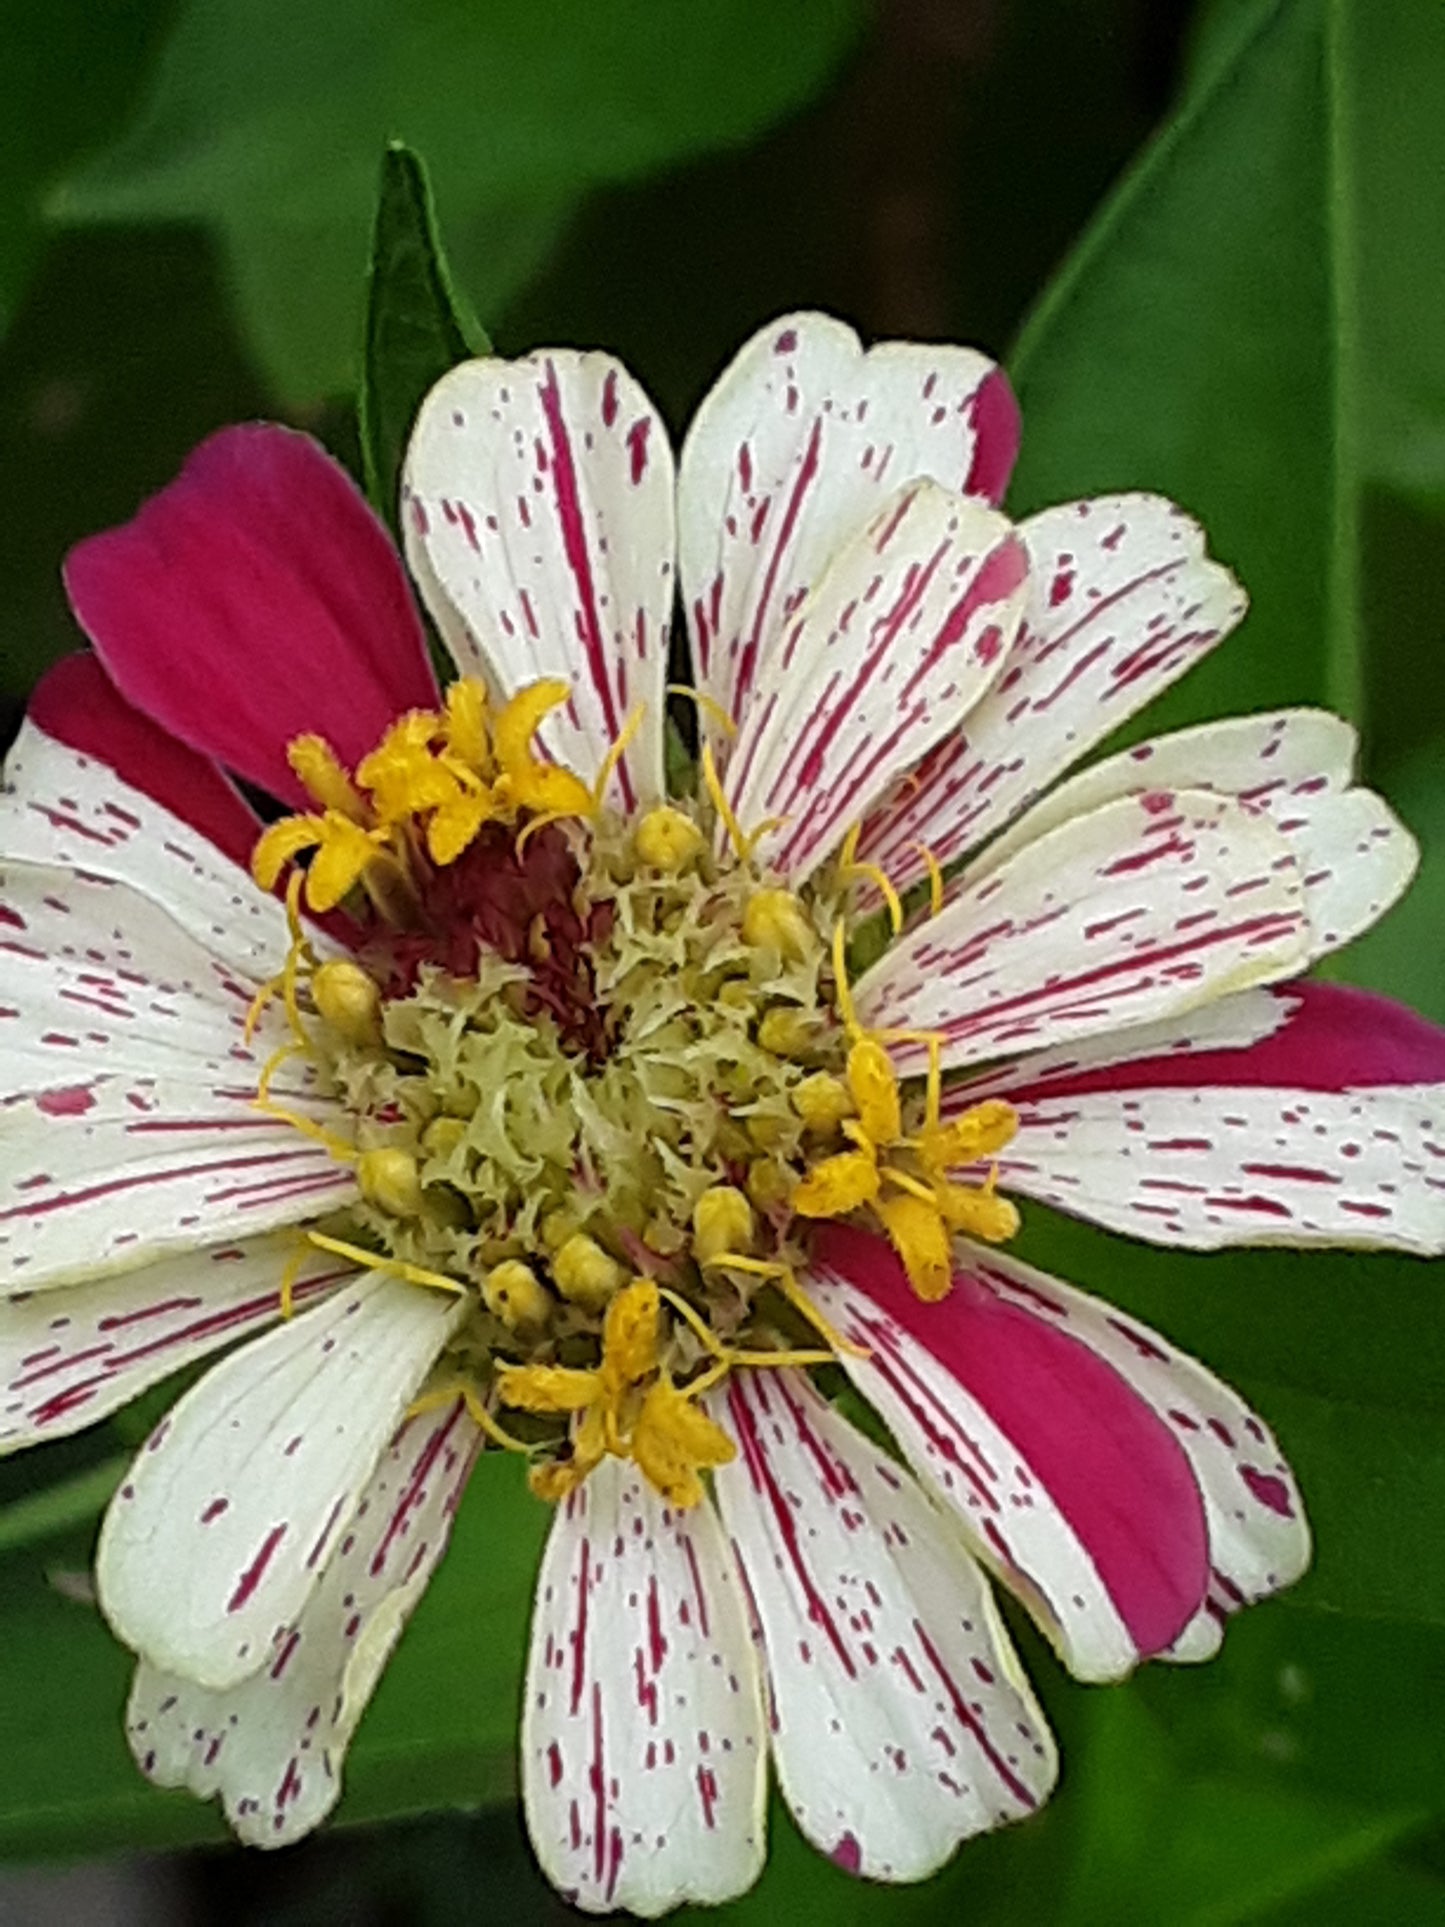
(913, 842), (945, 919)
(918, 1098), (1019, 1173)
(305, 1230), (468, 1296)
(704, 1252), (865, 1359)
(701, 740), (750, 862)
(936, 1173), (1022, 1244)
(493, 680), (594, 819)
(846, 1036), (902, 1145)
(277, 1244), (308, 1320)
(631, 1376), (734, 1508)
(667, 682), (737, 738)
(592, 703), (646, 811)
(289, 735), (366, 819)
(408, 1378), (534, 1455)
(830, 920), (862, 1040)
(791, 1146), (880, 1216)
(443, 679), (490, 771)
(874, 1190), (953, 1302)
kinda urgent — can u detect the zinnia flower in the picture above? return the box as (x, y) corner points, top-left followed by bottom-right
(2, 313), (1441, 1913)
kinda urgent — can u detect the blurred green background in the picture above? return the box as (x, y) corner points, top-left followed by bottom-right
(2, 0), (1444, 1920)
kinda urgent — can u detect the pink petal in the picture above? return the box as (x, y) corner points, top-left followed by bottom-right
(855, 494), (1245, 893)
(127, 1394), (481, 1847)
(97, 1276), (465, 1691)
(29, 653), (261, 869)
(0, 864), (354, 1292)
(726, 485), (1028, 882)
(63, 425), (438, 810)
(678, 313), (1018, 755)
(949, 1243), (1309, 1661)
(1, 1235), (351, 1451)
(857, 788), (1311, 1075)
(808, 1226), (1211, 1679)
(982, 982), (1445, 1254)
(522, 1458), (766, 1915)
(712, 1369), (1055, 1882)
(402, 351), (675, 810)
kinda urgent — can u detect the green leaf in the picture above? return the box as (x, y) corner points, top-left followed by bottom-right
(1008, 0), (1361, 728)
(50, 0), (864, 403)
(359, 145), (492, 530)
(0, 1452), (542, 1858)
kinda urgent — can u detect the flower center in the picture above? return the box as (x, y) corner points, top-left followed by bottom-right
(248, 678), (1019, 1503)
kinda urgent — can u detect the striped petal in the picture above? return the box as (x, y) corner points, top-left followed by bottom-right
(63, 426), (439, 812)
(713, 1370), (1056, 1882)
(679, 312), (1017, 753)
(0, 862), (352, 1293)
(402, 351), (675, 812)
(855, 494), (1246, 892)
(950, 1243), (1308, 1663)
(725, 485), (1028, 882)
(856, 789), (1311, 1075)
(983, 981), (1445, 1254)
(1, 1234), (352, 1452)
(966, 710), (1417, 960)
(522, 1457), (767, 1916)
(96, 1275), (465, 1691)
(806, 1226), (1211, 1683)
(126, 1394), (480, 1847)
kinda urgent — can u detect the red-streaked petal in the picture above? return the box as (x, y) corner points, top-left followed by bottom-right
(0, 863), (353, 1293)
(951, 1242), (1308, 1662)
(726, 485), (1028, 882)
(97, 1276), (465, 1692)
(126, 1394), (481, 1847)
(522, 1458), (767, 1916)
(63, 426), (438, 811)
(401, 352), (675, 811)
(29, 653), (262, 870)
(966, 710), (1417, 960)
(1, 713), (295, 980)
(979, 982), (1445, 1255)
(855, 494), (1245, 891)
(679, 313), (1017, 755)
(806, 1226), (1211, 1682)
(856, 788), (1311, 1075)
(1, 1235), (352, 1451)
(712, 1370), (1056, 1881)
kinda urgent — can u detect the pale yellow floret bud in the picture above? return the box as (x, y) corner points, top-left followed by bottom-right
(692, 1185), (755, 1265)
(420, 1115), (468, 1159)
(792, 1071), (854, 1136)
(552, 1232), (627, 1309)
(540, 1210), (576, 1253)
(311, 959), (382, 1045)
(746, 1158), (792, 1212)
(357, 1147), (425, 1219)
(483, 1259), (551, 1332)
(757, 1007), (821, 1059)
(634, 805), (705, 874)
(742, 888), (815, 962)
(746, 1112), (786, 1151)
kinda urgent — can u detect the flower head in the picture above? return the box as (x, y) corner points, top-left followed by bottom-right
(2, 314), (1441, 1910)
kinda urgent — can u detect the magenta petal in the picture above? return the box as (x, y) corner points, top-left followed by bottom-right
(963, 367), (1021, 507)
(63, 426), (439, 809)
(30, 652), (261, 870)
(817, 1224), (1210, 1659)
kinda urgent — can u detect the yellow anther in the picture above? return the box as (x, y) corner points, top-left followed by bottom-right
(913, 842), (945, 919)
(792, 1071), (853, 1135)
(875, 1191), (953, 1302)
(919, 1099), (1019, 1173)
(634, 804), (705, 874)
(667, 682), (738, 739)
(742, 888), (814, 962)
(357, 710), (460, 820)
(496, 1362), (600, 1414)
(757, 1007), (821, 1058)
(846, 1037), (902, 1146)
(307, 815), (388, 912)
(692, 1186), (755, 1265)
(552, 1232), (627, 1310)
(426, 788), (495, 866)
(600, 1278), (662, 1388)
(252, 813), (328, 892)
(632, 1376), (734, 1508)
(357, 1147), (425, 1219)
(311, 959), (382, 1046)
(483, 1259), (551, 1332)
(493, 681), (594, 819)
(937, 1177), (1021, 1245)
(288, 735), (366, 819)
(791, 1146), (880, 1217)
(443, 678), (490, 770)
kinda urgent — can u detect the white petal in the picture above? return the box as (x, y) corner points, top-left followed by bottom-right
(711, 1370), (1054, 1881)
(0, 862), (353, 1292)
(97, 1276), (465, 1690)
(962, 710), (1417, 959)
(855, 494), (1246, 891)
(956, 1243), (1310, 1644)
(679, 312), (1014, 753)
(1, 1234), (353, 1452)
(401, 351), (676, 810)
(856, 789), (1311, 1074)
(127, 1394), (481, 1847)
(0, 721), (294, 979)
(522, 1458), (767, 1916)
(801, 1262), (1170, 1684)
(726, 485), (1028, 882)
